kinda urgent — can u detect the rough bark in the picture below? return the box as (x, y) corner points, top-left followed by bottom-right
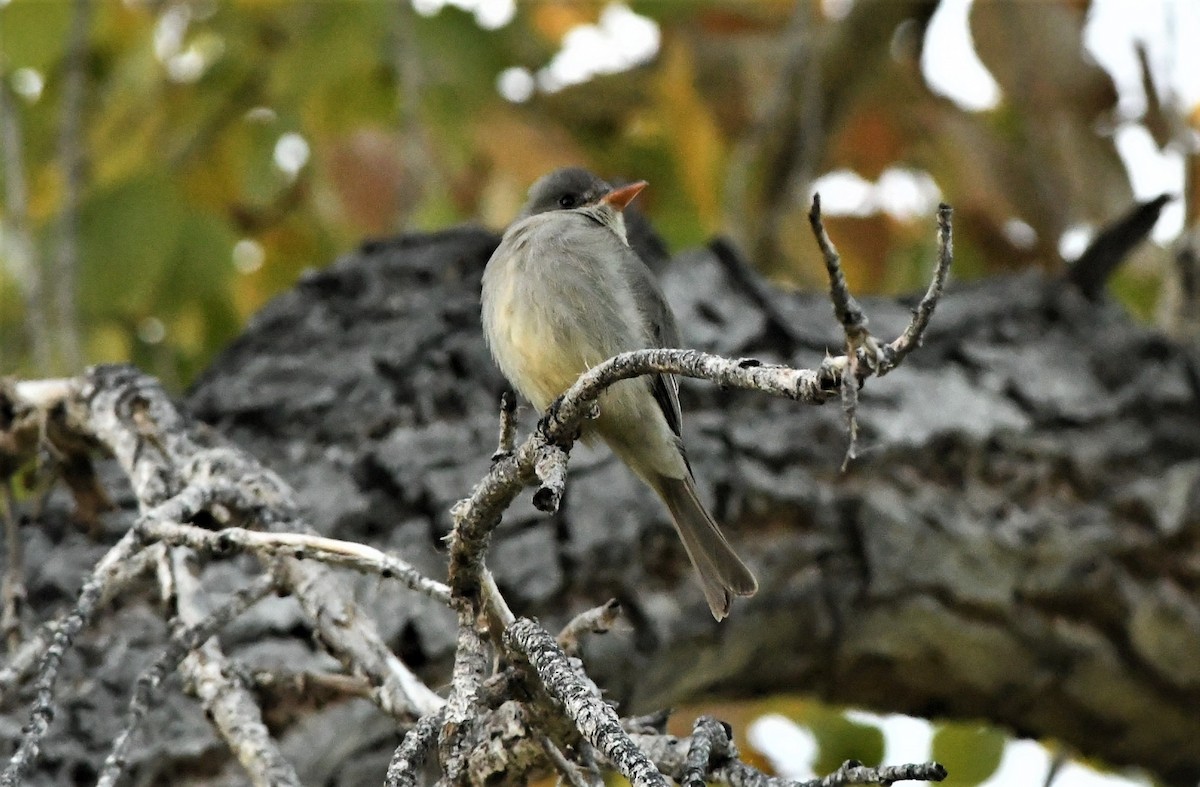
(4, 225), (1199, 784)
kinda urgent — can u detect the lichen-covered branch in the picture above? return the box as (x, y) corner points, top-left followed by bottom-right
(168, 549), (300, 787)
(504, 617), (666, 787)
(96, 572), (277, 787)
(385, 708), (446, 787)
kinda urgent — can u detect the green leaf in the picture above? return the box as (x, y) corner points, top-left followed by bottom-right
(78, 173), (185, 318)
(0, 1), (72, 73)
(808, 708), (885, 776)
(930, 723), (1006, 786)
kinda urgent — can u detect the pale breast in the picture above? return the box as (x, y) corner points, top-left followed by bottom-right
(482, 211), (645, 413)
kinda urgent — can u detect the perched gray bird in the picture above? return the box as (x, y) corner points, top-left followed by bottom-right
(481, 167), (758, 619)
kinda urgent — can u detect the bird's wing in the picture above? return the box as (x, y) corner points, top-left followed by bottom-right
(625, 252), (684, 439)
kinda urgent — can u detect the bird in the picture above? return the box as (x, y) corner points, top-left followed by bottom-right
(480, 166), (758, 619)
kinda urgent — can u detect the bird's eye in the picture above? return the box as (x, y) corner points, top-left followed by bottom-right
(557, 194), (577, 208)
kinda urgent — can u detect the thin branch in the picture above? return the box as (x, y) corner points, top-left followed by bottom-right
(2, 482), (212, 786)
(539, 733), (601, 787)
(0, 543), (162, 704)
(504, 617), (666, 787)
(96, 573), (277, 787)
(133, 516), (451, 604)
(168, 549), (300, 787)
(808, 193), (872, 343)
(798, 760), (948, 787)
(884, 203), (954, 371)
(240, 667), (373, 702)
(558, 599), (621, 657)
(492, 390), (517, 461)
(80, 365), (446, 719)
(632, 731), (946, 787)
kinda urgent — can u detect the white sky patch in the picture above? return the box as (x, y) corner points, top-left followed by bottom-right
(537, 3), (660, 93)
(232, 239), (265, 274)
(810, 170), (875, 217)
(921, 0), (1001, 111)
(746, 714), (819, 780)
(1084, 0), (1200, 118)
(875, 169), (942, 220)
(810, 168), (942, 220)
(1113, 123), (1185, 242)
(165, 31), (224, 84)
(496, 66), (535, 103)
(411, 0), (515, 30)
(980, 739), (1152, 787)
(1059, 224), (1095, 262)
(11, 68), (44, 102)
(1003, 218), (1038, 250)
(273, 132), (310, 179)
(1083, 1), (1197, 244)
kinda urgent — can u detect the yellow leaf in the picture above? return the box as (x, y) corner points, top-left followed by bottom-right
(654, 41), (725, 233)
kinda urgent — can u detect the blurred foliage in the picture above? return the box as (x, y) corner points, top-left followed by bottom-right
(1, 0), (1196, 385)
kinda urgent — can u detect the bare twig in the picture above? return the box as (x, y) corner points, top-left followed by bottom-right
(885, 203), (954, 371)
(133, 516), (451, 604)
(808, 194), (872, 344)
(505, 617), (666, 787)
(807, 196), (955, 465)
(96, 572), (277, 787)
(241, 667), (373, 702)
(493, 390), (518, 461)
(82, 366), (445, 719)
(799, 760), (948, 787)
(558, 599), (621, 657)
(539, 733), (600, 787)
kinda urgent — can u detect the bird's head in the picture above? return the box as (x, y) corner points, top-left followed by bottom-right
(519, 167), (647, 221)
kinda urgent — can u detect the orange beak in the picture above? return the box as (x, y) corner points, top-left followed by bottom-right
(600, 180), (647, 211)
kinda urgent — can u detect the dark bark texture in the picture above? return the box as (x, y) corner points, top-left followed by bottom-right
(5, 225), (1200, 785)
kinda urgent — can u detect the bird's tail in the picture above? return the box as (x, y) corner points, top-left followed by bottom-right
(655, 475), (758, 620)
